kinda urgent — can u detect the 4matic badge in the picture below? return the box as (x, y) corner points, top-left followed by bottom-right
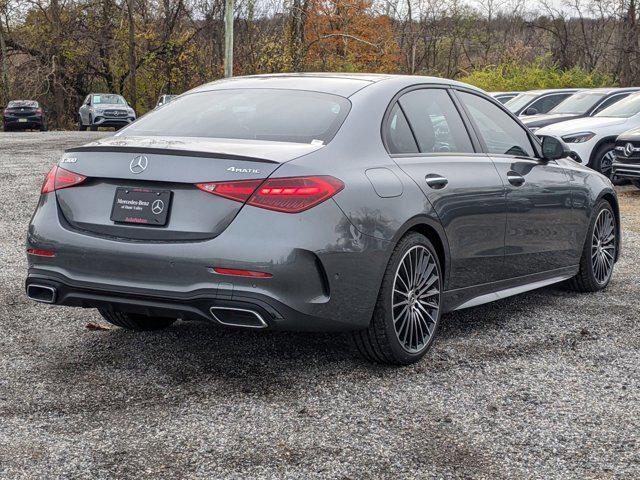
(226, 166), (260, 174)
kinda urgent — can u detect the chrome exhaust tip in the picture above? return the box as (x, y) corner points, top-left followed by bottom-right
(210, 306), (268, 329)
(26, 284), (57, 304)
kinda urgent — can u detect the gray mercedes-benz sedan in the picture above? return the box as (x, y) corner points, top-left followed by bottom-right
(25, 74), (620, 365)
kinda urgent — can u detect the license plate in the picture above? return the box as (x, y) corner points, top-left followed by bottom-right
(110, 188), (171, 226)
(18, 118), (27, 123)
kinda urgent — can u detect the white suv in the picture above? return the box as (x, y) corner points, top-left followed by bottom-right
(536, 92), (640, 178)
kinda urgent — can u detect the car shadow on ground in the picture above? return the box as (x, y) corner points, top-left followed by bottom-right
(44, 284), (568, 386)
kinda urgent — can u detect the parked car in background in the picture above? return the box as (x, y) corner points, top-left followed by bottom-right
(523, 88), (640, 133)
(2, 100), (47, 131)
(536, 92), (640, 178)
(505, 88), (580, 116)
(156, 94), (177, 108)
(489, 91), (521, 104)
(79, 93), (136, 131)
(613, 127), (640, 188)
(25, 74), (619, 365)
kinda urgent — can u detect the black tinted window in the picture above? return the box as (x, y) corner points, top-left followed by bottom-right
(399, 89), (473, 154)
(592, 93), (631, 115)
(527, 94), (572, 114)
(385, 103), (418, 154)
(122, 89), (350, 144)
(458, 91), (534, 157)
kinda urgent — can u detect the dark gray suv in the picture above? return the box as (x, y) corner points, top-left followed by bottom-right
(26, 74), (620, 365)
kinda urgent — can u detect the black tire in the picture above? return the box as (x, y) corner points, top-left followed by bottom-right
(352, 232), (442, 365)
(98, 309), (176, 331)
(40, 123), (47, 132)
(631, 179), (640, 190)
(90, 125), (98, 131)
(591, 143), (615, 179)
(567, 199), (617, 292)
(78, 117), (86, 131)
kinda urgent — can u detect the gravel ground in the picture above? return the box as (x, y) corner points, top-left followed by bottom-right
(0, 132), (638, 479)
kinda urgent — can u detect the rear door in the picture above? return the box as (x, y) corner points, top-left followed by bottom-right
(455, 90), (574, 278)
(386, 87), (507, 289)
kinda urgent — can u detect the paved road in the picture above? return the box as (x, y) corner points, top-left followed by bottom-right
(0, 132), (638, 479)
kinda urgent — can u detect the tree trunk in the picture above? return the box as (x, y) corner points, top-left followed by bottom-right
(0, 23), (9, 106)
(127, 0), (137, 108)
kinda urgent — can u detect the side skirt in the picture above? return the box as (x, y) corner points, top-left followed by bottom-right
(442, 266), (578, 312)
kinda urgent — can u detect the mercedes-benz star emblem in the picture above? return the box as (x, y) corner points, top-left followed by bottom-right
(624, 142), (634, 157)
(129, 155), (149, 174)
(151, 199), (165, 215)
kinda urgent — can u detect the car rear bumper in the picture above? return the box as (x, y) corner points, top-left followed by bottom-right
(25, 193), (389, 331)
(612, 161), (640, 179)
(4, 117), (44, 128)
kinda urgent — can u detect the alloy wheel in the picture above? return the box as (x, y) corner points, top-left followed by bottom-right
(392, 245), (440, 353)
(600, 150), (616, 178)
(591, 209), (616, 285)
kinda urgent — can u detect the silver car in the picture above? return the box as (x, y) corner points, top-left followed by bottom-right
(78, 93), (136, 131)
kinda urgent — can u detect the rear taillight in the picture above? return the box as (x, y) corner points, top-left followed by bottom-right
(41, 166), (87, 194)
(2, 109), (8, 116)
(36, 108), (43, 115)
(196, 176), (344, 213)
(195, 179), (264, 202)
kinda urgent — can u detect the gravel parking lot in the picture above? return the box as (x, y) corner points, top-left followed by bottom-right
(0, 132), (638, 479)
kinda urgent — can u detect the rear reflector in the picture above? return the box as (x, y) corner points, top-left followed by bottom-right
(213, 267), (273, 278)
(41, 166), (87, 193)
(196, 176), (344, 213)
(27, 248), (56, 257)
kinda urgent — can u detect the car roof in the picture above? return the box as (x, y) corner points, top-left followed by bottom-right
(574, 87), (640, 95)
(190, 73), (484, 98)
(521, 88), (581, 95)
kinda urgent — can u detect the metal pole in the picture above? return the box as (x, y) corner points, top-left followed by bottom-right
(224, 0), (234, 78)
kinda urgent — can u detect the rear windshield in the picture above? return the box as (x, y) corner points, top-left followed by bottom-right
(120, 89), (351, 144)
(7, 100), (38, 108)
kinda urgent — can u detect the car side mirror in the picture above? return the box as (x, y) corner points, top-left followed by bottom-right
(523, 107), (538, 116)
(540, 135), (571, 161)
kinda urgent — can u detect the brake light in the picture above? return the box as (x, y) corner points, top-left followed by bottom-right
(41, 166), (87, 193)
(213, 267), (272, 278)
(36, 108), (43, 115)
(27, 248), (56, 257)
(195, 176), (344, 213)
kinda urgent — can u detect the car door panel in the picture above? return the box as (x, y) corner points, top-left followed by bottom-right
(386, 87), (507, 289)
(456, 89), (574, 278)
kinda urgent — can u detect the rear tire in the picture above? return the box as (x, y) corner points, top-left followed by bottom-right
(591, 143), (615, 179)
(567, 199), (617, 292)
(98, 309), (176, 331)
(352, 232), (442, 365)
(631, 179), (640, 190)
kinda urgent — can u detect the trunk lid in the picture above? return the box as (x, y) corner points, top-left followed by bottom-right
(56, 136), (323, 241)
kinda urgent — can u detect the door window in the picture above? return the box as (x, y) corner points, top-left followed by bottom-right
(398, 89), (474, 154)
(527, 94), (572, 114)
(458, 91), (535, 157)
(592, 93), (632, 115)
(385, 103), (419, 154)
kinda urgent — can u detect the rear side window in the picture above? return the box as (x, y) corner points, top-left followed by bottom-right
(458, 91), (535, 157)
(399, 89), (473, 153)
(121, 89), (351, 145)
(385, 103), (419, 154)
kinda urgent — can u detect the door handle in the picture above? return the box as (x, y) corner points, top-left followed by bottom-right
(425, 174), (448, 189)
(507, 172), (525, 187)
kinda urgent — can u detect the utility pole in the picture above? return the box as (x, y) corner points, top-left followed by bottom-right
(224, 0), (234, 77)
